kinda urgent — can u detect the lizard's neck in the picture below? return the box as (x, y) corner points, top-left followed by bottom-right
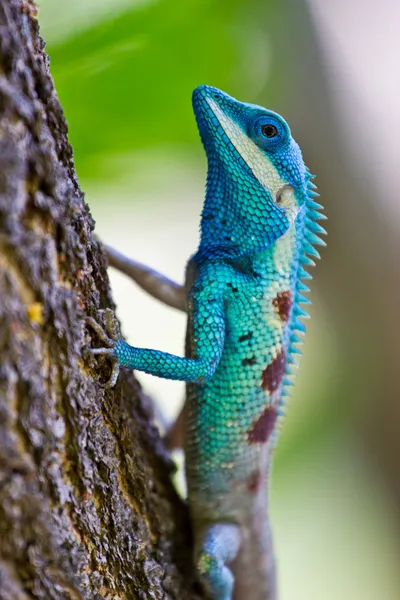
(198, 157), (290, 259)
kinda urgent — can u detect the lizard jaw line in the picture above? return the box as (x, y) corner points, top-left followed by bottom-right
(206, 97), (287, 201)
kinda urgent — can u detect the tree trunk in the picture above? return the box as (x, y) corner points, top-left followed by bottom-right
(0, 2), (198, 598)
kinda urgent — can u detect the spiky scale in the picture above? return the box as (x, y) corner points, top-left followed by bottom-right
(308, 210), (327, 221)
(294, 318), (307, 333)
(287, 354), (299, 365)
(301, 255), (316, 267)
(304, 243), (321, 259)
(298, 281), (311, 292)
(290, 345), (302, 355)
(306, 199), (324, 210)
(307, 221), (328, 235)
(294, 306), (310, 318)
(299, 267), (313, 280)
(290, 333), (303, 344)
(296, 294), (312, 305)
(307, 232), (326, 246)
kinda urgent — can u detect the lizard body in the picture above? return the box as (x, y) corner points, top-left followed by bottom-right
(88, 85), (325, 599)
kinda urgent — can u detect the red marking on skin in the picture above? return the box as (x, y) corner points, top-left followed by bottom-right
(247, 406), (278, 444)
(261, 351), (286, 393)
(247, 470), (262, 493)
(272, 290), (292, 322)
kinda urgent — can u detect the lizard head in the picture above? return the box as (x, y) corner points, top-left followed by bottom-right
(192, 85), (309, 256)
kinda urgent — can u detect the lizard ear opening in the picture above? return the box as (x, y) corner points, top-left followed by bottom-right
(275, 185), (302, 224)
(276, 185), (295, 207)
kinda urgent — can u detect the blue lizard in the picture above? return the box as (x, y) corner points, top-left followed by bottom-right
(87, 85), (326, 600)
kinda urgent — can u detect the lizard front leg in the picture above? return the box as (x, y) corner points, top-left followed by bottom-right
(85, 283), (226, 385)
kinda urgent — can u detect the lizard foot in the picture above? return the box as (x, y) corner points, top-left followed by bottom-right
(85, 308), (121, 388)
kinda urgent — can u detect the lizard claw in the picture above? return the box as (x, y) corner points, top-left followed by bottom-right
(96, 308), (120, 340)
(86, 308), (119, 346)
(85, 309), (121, 388)
(107, 360), (120, 388)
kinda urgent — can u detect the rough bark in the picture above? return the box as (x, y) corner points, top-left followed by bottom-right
(0, 2), (198, 598)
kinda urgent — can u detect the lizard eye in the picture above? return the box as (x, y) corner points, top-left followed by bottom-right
(261, 124), (278, 138)
(252, 115), (287, 150)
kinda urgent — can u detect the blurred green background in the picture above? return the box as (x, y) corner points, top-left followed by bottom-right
(40, 0), (400, 598)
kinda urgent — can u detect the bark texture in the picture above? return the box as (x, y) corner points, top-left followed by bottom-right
(0, 2), (198, 598)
